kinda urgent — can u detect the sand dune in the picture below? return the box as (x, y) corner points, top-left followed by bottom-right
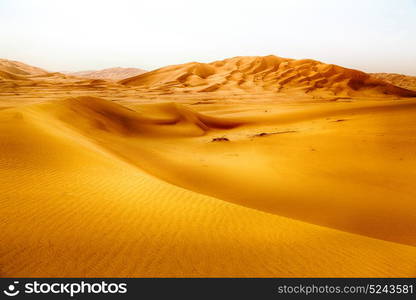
(66, 67), (146, 80)
(0, 58), (48, 76)
(0, 69), (30, 81)
(120, 55), (416, 97)
(0, 61), (125, 108)
(1, 96), (416, 277)
(371, 73), (416, 92)
(1, 56), (416, 277)
(2, 56), (415, 110)
(36, 97), (416, 246)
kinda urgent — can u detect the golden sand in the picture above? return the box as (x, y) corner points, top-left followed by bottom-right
(1, 56), (416, 277)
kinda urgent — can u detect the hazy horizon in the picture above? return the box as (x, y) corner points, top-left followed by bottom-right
(1, 0), (415, 75)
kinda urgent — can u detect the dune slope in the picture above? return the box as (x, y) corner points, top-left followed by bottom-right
(1, 96), (416, 277)
(0, 98), (416, 277)
(37, 96), (416, 246)
(0, 58), (48, 76)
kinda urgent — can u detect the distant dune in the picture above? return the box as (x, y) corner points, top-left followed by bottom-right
(120, 55), (416, 97)
(0, 58), (48, 79)
(371, 73), (416, 92)
(67, 67), (146, 80)
(0, 59), (122, 106)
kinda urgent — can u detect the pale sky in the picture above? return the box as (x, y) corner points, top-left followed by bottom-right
(0, 0), (415, 74)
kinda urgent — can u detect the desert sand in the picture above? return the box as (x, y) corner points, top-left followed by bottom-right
(371, 72), (416, 92)
(66, 67), (147, 80)
(1, 55), (416, 277)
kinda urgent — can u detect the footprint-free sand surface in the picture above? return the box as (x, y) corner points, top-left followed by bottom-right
(1, 56), (416, 277)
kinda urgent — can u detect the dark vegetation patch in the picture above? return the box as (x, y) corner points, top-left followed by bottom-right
(211, 137), (230, 142)
(251, 130), (297, 138)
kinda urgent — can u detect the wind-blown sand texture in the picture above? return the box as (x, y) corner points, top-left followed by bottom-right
(1, 56), (416, 277)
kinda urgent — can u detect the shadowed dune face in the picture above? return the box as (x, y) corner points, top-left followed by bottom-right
(120, 55), (416, 97)
(51, 97), (242, 137)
